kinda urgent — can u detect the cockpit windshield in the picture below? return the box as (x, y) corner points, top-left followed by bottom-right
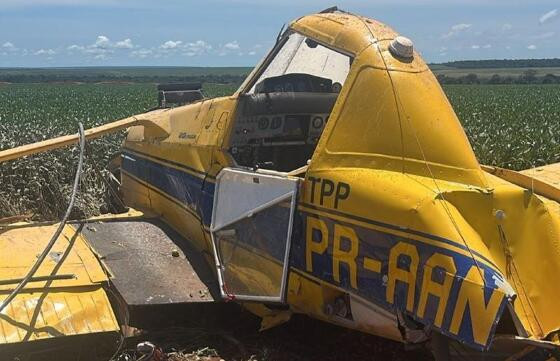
(230, 32), (352, 173)
(249, 32), (351, 94)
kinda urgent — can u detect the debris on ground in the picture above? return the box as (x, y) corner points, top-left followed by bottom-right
(111, 314), (433, 361)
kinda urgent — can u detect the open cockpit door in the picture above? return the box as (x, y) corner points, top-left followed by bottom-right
(210, 168), (299, 303)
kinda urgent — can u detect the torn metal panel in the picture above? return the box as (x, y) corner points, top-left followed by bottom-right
(0, 223), (119, 345)
(293, 200), (510, 350)
(0, 288), (118, 344)
(81, 219), (220, 306)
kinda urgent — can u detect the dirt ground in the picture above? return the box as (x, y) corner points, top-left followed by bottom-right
(114, 306), (434, 361)
(3, 303), (433, 361)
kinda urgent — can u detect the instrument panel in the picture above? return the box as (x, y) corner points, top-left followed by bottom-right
(254, 73), (334, 94)
(230, 113), (329, 146)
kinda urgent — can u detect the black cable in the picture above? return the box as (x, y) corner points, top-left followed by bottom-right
(0, 123), (85, 314)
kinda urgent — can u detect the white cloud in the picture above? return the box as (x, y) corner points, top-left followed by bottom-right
(161, 40), (182, 49)
(502, 23), (512, 31)
(94, 35), (110, 48)
(527, 44), (537, 50)
(187, 40), (211, 50)
(248, 50), (256, 56)
(452, 23), (472, 32)
(539, 9), (558, 24)
(224, 41), (240, 50)
(84, 47), (108, 55)
(74, 36), (114, 59)
(34, 48), (56, 55)
(442, 23), (472, 39)
(482, 44), (492, 49)
(66, 35), (136, 60)
(115, 38), (133, 49)
(217, 40), (240, 56)
(1, 41), (19, 53)
(67, 44), (84, 51)
(471, 44), (480, 49)
(130, 48), (152, 58)
(92, 35), (133, 50)
(127, 39), (212, 59)
(157, 39), (211, 57)
(182, 40), (212, 56)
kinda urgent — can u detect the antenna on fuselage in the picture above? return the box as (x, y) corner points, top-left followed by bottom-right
(319, 6), (338, 13)
(276, 23), (286, 44)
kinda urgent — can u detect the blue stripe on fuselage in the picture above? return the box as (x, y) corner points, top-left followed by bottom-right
(121, 150), (214, 225)
(120, 150), (506, 349)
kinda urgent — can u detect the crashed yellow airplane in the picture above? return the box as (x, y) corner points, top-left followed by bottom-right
(2, 6), (560, 361)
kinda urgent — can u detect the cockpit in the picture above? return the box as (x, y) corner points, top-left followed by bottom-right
(228, 32), (352, 172)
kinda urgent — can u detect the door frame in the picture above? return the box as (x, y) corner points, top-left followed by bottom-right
(210, 167), (299, 303)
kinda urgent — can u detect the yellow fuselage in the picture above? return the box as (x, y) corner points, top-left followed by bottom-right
(119, 11), (560, 354)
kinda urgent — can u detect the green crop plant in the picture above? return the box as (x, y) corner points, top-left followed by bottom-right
(1, 83), (559, 220)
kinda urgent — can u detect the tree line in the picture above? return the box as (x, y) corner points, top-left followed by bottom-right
(438, 58), (560, 69)
(0, 73), (248, 84)
(437, 70), (560, 85)
(1, 68), (559, 85)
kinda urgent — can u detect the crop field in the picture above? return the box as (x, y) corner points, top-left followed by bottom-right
(0, 83), (559, 221)
(0, 81), (559, 361)
(447, 84), (560, 169)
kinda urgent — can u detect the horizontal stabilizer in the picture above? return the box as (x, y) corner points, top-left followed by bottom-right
(520, 162), (560, 188)
(0, 116), (139, 164)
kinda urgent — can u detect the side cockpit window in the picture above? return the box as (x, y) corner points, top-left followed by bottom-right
(230, 32), (352, 173)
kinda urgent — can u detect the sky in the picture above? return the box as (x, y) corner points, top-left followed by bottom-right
(0, 0), (558, 67)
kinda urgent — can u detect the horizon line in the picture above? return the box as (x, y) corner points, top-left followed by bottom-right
(1, 57), (559, 70)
